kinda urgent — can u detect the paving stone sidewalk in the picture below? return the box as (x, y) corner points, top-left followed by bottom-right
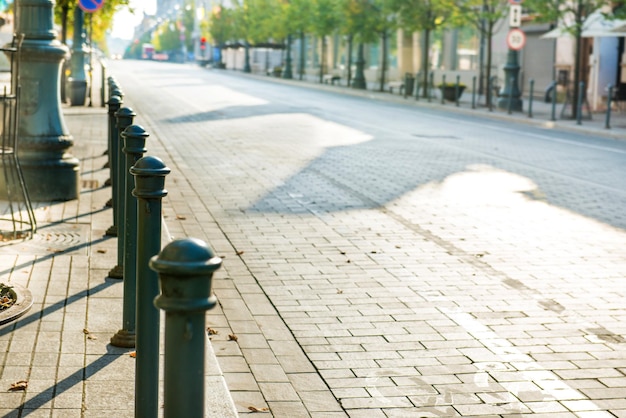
(0, 98), (237, 417)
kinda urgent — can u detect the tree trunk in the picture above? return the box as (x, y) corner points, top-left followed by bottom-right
(379, 30), (387, 92)
(61, 6), (69, 44)
(347, 34), (353, 87)
(485, 21), (494, 108)
(299, 31), (305, 80)
(421, 29), (431, 98)
(319, 36), (326, 83)
(572, 1), (584, 119)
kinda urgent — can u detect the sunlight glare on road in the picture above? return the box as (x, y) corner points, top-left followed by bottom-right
(207, 113), (374, 149)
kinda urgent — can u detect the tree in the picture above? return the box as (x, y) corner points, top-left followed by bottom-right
(282, 0), (315, 79)
(524, 0), (626, 118)
(209, 2), (237, 64)
(55, 0), (131, 48)
(454, 0), (508, 107)
(392, 0), (456, 97)
(311, 0), (342, 83)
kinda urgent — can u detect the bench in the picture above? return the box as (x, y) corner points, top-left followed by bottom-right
(323, 74), (340, 85)
(388, 81), (404, 95)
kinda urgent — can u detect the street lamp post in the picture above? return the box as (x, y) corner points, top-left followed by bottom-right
(15, 0), (80, 201)
(68, 6), (88, 106)
(352, 42), (366, 89)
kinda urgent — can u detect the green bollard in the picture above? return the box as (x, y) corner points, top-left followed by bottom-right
(104, 95), (122, 233)
(428, 72), (434, 102)
(528, 79), (534, 118)
(455, 75), (461, 107)
(551, 80), (557, 121)
(415, 72), (420, 100)
(472, 76), (477, 109)
(605, 84), (613, 129)
(441, 75), (446, 105)
(151, 238), (222, 418)
(110, 125), (148, 348)
(132, 156), (170, 418)
(577, 81), (584, 125)
(107, 107), (136, 278)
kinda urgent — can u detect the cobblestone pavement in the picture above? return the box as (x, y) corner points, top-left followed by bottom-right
(108, 60), (626, 417)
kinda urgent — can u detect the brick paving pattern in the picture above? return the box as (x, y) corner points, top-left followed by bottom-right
(0, 58), (624, 417)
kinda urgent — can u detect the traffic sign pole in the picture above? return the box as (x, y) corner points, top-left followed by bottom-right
(498, 1), (524, 112)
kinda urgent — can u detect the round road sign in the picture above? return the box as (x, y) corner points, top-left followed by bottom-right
(506, 28), (526, 51)
(78, 0), (104, 13)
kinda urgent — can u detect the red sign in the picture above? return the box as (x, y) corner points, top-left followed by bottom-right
(506, 28), (526, 50)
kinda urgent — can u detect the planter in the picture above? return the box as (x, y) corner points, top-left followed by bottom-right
(439, 85), (466, 102)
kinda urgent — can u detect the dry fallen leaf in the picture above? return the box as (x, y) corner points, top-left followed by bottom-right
(129, 351), (137, 358)
(337, 289), (343, 294)
(248, 406), (269, 413)
(228, 334), (238, 341)
(236, 250), (244, 255)
(176, 215), (187, 220)
(207, 328), (219, 335)
(9, 380), (27, 391)
(97, 249), (107, 254)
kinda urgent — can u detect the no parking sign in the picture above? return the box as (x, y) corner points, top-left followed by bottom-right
(78, 0), (104, 13)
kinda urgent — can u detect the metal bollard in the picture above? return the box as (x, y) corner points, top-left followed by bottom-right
(487, 75), (496, 112)
(132, 156), (170, 418)
(472, 76), (477, 109)
(577, 81), (584, 125)
(105, 95), (122, 232)
(100, 61), (107, 108)
(441, 75), (446, 105)
(551, 80), (557, 121)
(110, 125), (148, 348)
(415, 72), (420, 100)
(606, 84), (613, 129)
(428, 72), (434, 102)
(455, 75), (460, 107)
(528, 79), (534, 118)
(108, 107), (137, 279)
(507, 76), (514, 115)
(151, 238), (222, 418)
(111, 85), (123, 101)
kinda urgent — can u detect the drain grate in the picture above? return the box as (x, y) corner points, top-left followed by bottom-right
(0, 224), (90, 255)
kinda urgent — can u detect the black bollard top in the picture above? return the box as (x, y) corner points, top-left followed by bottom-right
(115, 107), (136, 129)
(122, 124), (148, 156)
(150, 238), (222, 277)
(151, 238), (222, 312)
(107, 95), (122, 113)
(111, 88), (124, 99)
(131, 156), (171, 199)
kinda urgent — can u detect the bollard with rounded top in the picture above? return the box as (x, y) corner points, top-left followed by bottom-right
(107, 107), (136, 279)
(455, 75), (461, 107)
(105, 95), (122, 236)
(440, 75), (446, 105)
(576, 81), (584, 125)
(528, 79), (535, 118)
(152, 238), (222, 418)
(428, 72), (434, 102)
(132, 156), (170, 418)
(606, 84), (613, 129)
(110, 125), (148, 348)
(472, 76), (477, 109)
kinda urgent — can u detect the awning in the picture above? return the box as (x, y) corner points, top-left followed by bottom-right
(540, 11), (626, 38)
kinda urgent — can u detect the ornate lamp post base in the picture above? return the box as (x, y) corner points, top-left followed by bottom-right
(16, 0), (80, 201)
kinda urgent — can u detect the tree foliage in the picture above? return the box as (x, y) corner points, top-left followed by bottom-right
(54, 0), (131, 47)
